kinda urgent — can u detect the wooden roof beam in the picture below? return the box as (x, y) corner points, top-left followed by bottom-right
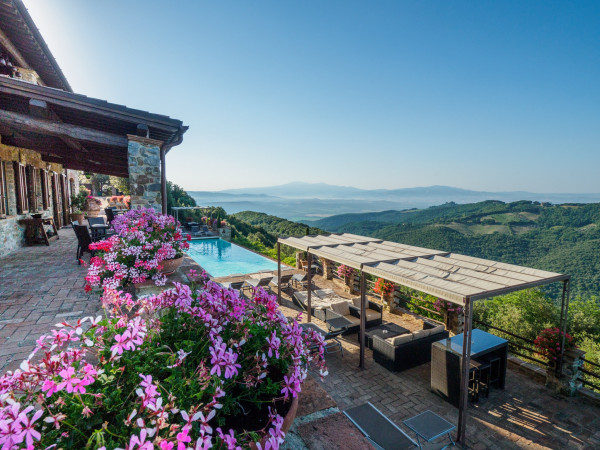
(0, 108), (128, 148)
(29, 99), (88, 153)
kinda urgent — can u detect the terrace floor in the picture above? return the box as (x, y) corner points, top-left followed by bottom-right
(1, 233), (599, 449)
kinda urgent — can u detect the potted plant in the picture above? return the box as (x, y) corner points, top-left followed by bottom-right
(85, 208), (191, 293)
(337, 264), (355, 289)
(374, 278), (395, 309)
(0, 280), (327, 448)
(85, 195), (102, 217)
(69, 188), (88, 223)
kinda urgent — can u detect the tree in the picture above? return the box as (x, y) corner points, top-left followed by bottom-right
(166, 181), (196, 214)
(108, 176), (130, 194)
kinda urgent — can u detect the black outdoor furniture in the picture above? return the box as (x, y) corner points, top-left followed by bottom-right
(270, 273), (294, 291)
(88, 217), (114, 240)
(359, 322), (410, 349)
(73, 224), (97, 264)
(104, 208), (116, 224)
(402, 410), (456, 449)
(300, 322), (346, 356)
(242, 276), (273, 293)
(344, 402), (418, 449)
(219, 281), (244, 290)
(291, 273), (308, 289)
(372, 321), (449, 372)
(430, 329), (508, 408)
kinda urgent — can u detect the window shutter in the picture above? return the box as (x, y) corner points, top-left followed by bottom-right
(13, 162), (28, 214)
(0, 161), (6, 217)
(27, 165), (38, 212)
(41, 170), (50, 210)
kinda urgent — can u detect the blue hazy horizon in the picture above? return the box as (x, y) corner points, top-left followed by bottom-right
(24, 0), (600, 193)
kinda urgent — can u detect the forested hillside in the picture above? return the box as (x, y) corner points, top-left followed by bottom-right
(315, 201), (600, 298)
(232, 211), (323, 237)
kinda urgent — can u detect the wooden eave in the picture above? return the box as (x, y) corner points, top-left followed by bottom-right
(0, 77), (187, 177)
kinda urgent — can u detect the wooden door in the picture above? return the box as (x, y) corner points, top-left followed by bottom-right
(60, 174), (69, 226)
(51, 172), (62, 228)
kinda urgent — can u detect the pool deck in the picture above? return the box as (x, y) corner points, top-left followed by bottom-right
(2, 236), (598, 448)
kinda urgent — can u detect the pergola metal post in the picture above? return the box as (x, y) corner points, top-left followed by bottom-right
(160, 147), (167, 214)
(307, 252), (312, 323)
(277, 242), (281, 305)
(456, 297), (473, 444)
(558, 279), (571, 374)
(359, 270), (366, 369)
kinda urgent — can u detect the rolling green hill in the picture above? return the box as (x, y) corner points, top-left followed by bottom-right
(315, 201), (600, 298)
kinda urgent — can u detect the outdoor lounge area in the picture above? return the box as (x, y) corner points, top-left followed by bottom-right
(1, 229), (600, 448)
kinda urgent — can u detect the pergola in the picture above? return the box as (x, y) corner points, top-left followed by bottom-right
(276, 232), (570, 443)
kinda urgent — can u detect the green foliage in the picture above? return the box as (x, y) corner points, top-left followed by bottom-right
(108, 176), (130, 194)
(166, 181), (197, 214)
(232, 211), (324, 237)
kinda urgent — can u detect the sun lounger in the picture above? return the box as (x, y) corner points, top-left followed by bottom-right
(270, 273), (294, 290)
(344, 402), (418, 450)
(219, 281), (244, 290)
(242, 276), (273, 293)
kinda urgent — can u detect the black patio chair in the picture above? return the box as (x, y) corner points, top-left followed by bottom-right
(105, 208), (116, 224)
(73, 224), (97, 264)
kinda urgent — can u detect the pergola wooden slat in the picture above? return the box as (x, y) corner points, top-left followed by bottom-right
(276, 232), (570, 444)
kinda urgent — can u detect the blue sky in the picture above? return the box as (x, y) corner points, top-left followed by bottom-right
(24, 1), (600, 193)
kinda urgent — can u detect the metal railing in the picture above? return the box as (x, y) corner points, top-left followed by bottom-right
(473, 319), (549, 368)
(578, 357), (600, 392)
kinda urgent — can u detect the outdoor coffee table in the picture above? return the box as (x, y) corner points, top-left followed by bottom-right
(326, 315), (353, 333)
(403, 410), (456, 449)
(361, 323), (410, 349)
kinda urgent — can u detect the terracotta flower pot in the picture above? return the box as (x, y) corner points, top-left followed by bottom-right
(159, 256), (184, 275)
(250, 395), (299, 449)
(70, 213), (85, 223)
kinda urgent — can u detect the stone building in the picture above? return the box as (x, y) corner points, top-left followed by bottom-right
(0, 0), (187, 256)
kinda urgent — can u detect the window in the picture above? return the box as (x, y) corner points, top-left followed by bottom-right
(41, 169), (50, 210)
(13, 162), (28, 214)
(0, 160), (7, 218)
(26, 165), (38, 212)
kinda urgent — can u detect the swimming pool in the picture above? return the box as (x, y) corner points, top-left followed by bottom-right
(186, 239), (280, 278)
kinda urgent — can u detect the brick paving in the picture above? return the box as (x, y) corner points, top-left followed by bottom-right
(2, 240), (599, 449)
(0, 229), (100, 373)
(281, 313), (600, 449)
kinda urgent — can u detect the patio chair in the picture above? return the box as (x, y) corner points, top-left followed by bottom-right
(344, 402), (418, 450)
(88, 216), (114, 240)
(105, 208), (116, 224)
(270, 273), (294, 291)
(242, 276), (273, 293)
(300, 322), (344, 356)
(219, 281), (244, 290)
(73, 224), (97, 264)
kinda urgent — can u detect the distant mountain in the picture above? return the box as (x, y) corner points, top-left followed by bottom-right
(189, 183), (600, 222)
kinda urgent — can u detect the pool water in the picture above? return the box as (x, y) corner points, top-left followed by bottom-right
(186, 238), (280, 278)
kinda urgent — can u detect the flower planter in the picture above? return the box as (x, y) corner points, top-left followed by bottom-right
(70, 212), (85, 223)
(251, 395), (299, 450)
(159, 256), (184, 275)
(86, 210), (99, 218)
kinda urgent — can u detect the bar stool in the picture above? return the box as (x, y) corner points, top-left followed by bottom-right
(468, 363), (480, 402)
(485, 355), (502, 388)
(472, 358), (492, 398)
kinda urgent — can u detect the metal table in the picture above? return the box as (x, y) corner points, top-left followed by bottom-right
(403, 410), (455, 449)
(326, 315), (353, 332)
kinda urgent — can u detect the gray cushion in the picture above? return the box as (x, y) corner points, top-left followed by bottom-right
(391, 334), (413, 345)
(430, 325), (446, 335)
(351, 297), (361, 308)
(364, 309), (381, 321)
(330, 300), (351, 317)
(412, 329), (431, 340)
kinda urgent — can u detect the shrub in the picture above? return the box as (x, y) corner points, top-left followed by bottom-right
(534, 327), (576, 362)
(0, 282), (326, 449)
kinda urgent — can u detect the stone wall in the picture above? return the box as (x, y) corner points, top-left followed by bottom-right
(127, 135), (163, 212)
(0, 140), (62, 257)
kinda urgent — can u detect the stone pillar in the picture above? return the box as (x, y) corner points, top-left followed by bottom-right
(296, 251), (304, 269)
(322, 258), (334, 280)
(127, 135), (164, 212)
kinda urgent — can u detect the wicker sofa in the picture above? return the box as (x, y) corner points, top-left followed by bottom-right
(372, 321), (449, 372)
(292, 290), (383, 334)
